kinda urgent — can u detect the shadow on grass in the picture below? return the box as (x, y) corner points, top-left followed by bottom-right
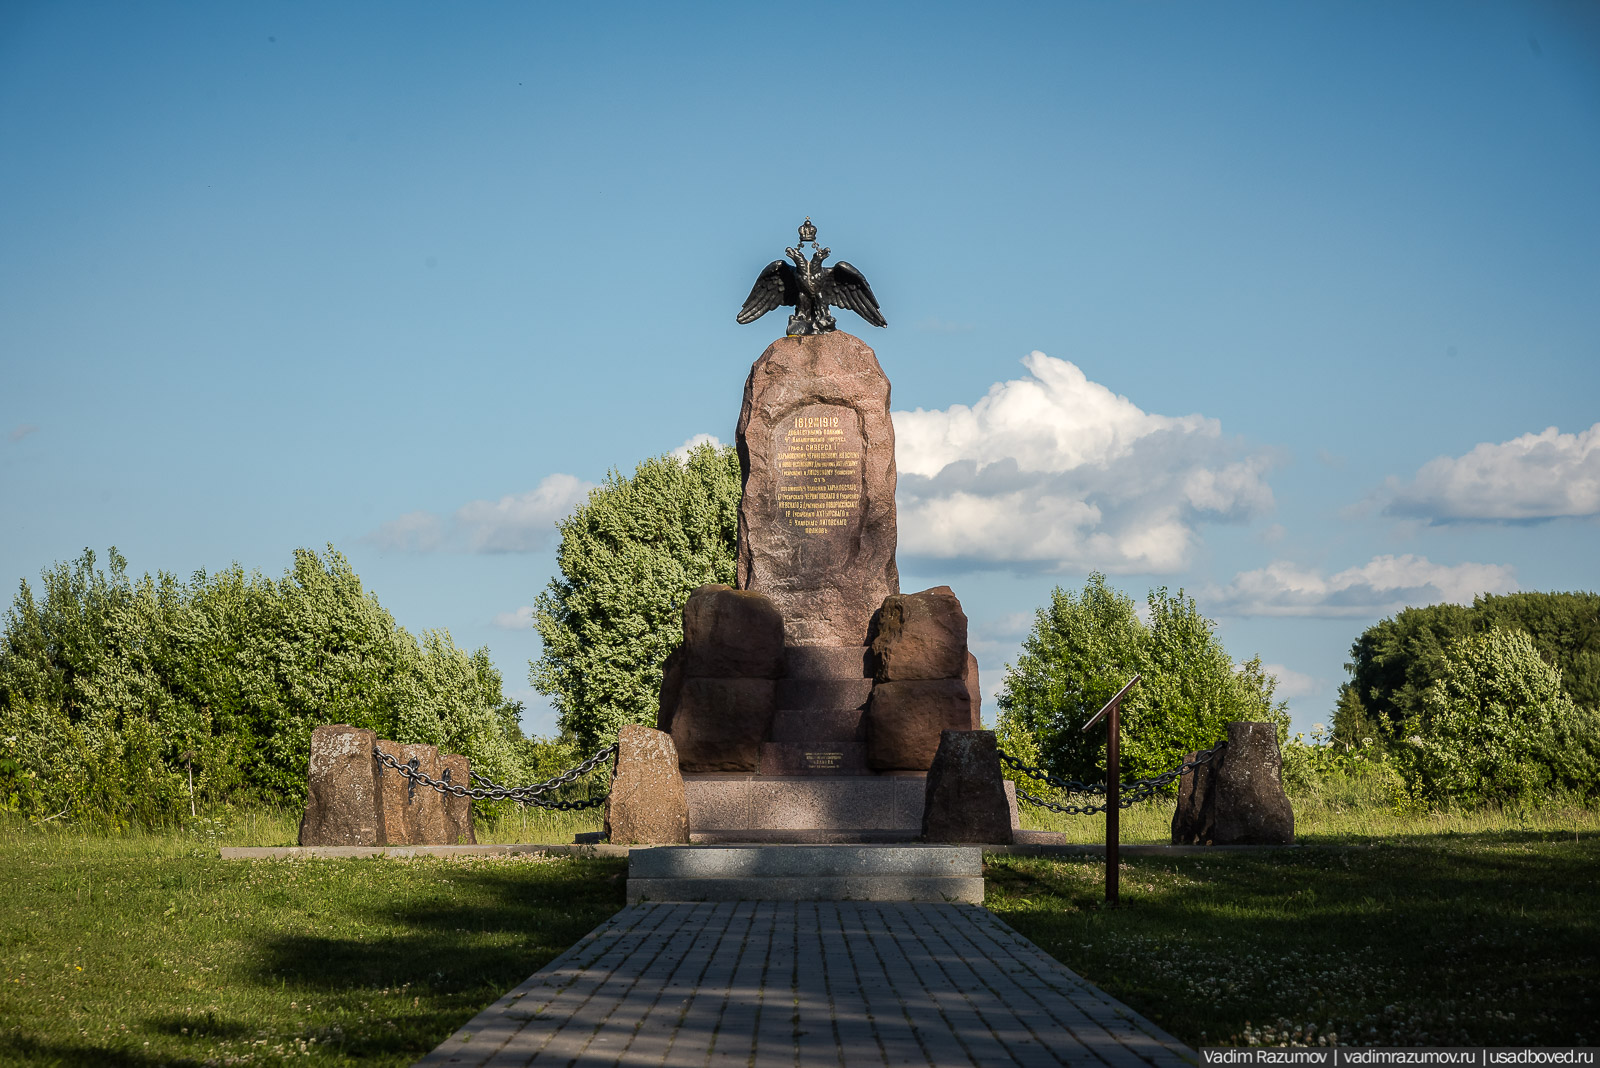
(987, 835), (1600, 1047)
(187, 856), (629, 1060)
(244, 860), (624, 990)
(0, 1033), (177, 1068)
(143, 1012), (256, 1040)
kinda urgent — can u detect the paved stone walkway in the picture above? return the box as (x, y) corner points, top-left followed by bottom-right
(416, 901), (1195, 1067)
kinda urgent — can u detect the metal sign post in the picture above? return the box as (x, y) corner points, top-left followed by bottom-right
(1082, 674), (1140, 907)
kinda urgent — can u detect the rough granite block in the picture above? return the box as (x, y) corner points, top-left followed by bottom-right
(782, 645), (871, 679)
(768, 709), (866, 743)
(774, 677), (874, 711)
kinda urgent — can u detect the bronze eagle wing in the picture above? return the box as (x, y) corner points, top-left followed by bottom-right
(821, 261), (887, 328)
(737, 260), (799, 324)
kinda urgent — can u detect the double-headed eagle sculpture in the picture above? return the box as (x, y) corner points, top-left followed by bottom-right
(738, 219), (887, 336)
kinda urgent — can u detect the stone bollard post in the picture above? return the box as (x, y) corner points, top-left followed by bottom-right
(605, 724), (690, 844)
(922, 730), (1014, 844)
(1171, 721), (1295, 845)
(375, 740), (448, 846)
(439, 753), (476, 845)
(299, 724), (382, 846)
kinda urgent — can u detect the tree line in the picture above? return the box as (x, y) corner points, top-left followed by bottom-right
(4, 440), (1593, 821)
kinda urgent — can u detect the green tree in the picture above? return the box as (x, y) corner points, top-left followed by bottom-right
(1396, 627), (1578, 805)
(531, 443), (741, 748)
(1336, 603), (1473, 747)
(996, 573), (1288, 785)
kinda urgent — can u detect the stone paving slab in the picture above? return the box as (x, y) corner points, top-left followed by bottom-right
(415, 902), (1195, 1068)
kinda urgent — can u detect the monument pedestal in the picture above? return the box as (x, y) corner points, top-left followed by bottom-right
(683, 773), (927, 842)
(683, 773), (1023, 843)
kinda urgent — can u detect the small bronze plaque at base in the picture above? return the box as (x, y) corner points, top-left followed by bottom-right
(758, 741), (871, 776)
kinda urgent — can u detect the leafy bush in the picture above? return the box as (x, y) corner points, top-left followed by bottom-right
(0, 546), (527, 822)
(996, 573), (1288, 786)
(1336, 591), (1600, 747)
(1279, 726), (1407, 811)
(1394, 627), (1583, 805)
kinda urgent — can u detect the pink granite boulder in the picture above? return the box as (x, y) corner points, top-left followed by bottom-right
(962, 651), (982, 729)
(671, 678), (777, 772)
(656, 646), (685, 734)
(299, 724), (381, 846)
(922, 731), (1013, 844)
(871, 586), (969, 682)
(439, 753), (476, 845)
(605, 724), (690, 844)
(374, 740), (447, 846)
(866, 678), (974, 771)
(735, 332), (900, 648)
(1172, 722), (1295, 845)
(679, 584), (785, 679)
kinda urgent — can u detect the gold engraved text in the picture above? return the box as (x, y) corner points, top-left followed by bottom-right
(774, 404), (864, 537)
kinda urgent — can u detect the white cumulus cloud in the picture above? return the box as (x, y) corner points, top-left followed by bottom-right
(456, 474), (594, 552)
(893, 351), (1275, 572)
(1208, 554), (1518, 618)
(493, 605), (535, 630)
(364, 473), (594, 554)
(671, 433), (724, 461)
(1259, 663), (1318, 699)
(1384, 422), (1600, 522)
(364, 510), (447, 553)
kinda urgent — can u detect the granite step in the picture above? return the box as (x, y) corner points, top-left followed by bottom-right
(769, 708), (864, 743)
(782, 645), (871, 679)
(774, 676), (874, 711)
(626, 844), (984, 903)
(686, 829), (923, 844)
(759, 741), (870, 776)
(683, 775), (925, 837)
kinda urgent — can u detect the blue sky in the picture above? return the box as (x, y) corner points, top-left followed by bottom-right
(3, 2), (1597, 738)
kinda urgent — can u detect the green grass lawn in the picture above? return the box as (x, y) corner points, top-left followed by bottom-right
(988, 831), (1600, 1048)
(2, 804), (1597, 1064)
(0, 815), (626, 1067)
(999, 794), (1600, 1047)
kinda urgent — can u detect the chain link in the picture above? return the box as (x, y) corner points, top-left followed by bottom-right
(372, 744), (617, 810)
(1000, 742), (1228, 816)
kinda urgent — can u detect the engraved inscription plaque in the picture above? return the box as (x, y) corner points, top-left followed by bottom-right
(774, 403), (864, 541)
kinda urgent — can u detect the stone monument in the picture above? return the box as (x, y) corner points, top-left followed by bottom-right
(652, 221), (1017, 842)
(604, 724), (690, 845)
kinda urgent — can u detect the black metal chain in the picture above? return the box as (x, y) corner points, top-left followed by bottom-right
(468, 747), (617, 801)
(1000, 742), (1228, 816)
(371, 744), (617, 810)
